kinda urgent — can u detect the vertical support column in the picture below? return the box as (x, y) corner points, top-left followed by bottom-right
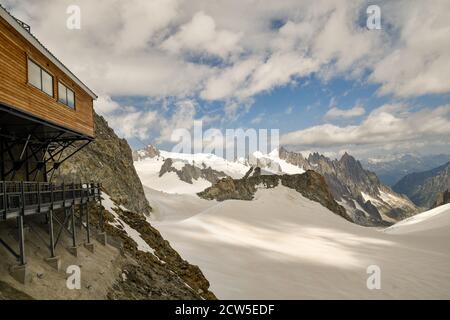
(85, 203), (91, 244)
(97, 183), (104, 232)
(17, 217), (26, 266)
(70, 184), (77, 251)
(10, 181), (29, 284)
(44, 183), (60, 270)
(18, 181), (26, 266)
(79, 199), (84, 231)
(48, 184), (55, 258)
(96, 183), (107, 246)
(70, 205), (77, 248)
(48, 210), (55, 258)
(83, 201), (94, 253)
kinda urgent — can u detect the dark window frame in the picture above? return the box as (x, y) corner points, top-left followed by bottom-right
(58, 81), (76, 109)
(27, 58), (54, 97)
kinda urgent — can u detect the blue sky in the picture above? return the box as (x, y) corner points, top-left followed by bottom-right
(4, 0), (450, 159)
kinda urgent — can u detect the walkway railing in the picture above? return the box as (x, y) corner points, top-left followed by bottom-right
(0, 181), (103, 270)
(0, 181), (101, 221)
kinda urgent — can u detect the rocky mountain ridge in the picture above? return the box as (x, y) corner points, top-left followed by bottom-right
(434, 188), (450, 207)
(159, 158), (228, 185)
(393, 161), (450, 209)
(361, 153), (450, 186)
(133, 145), (418, 226)
(133, 145), (160, 161)
(198, 170), (352, 222)
(278, 147), (418, 225)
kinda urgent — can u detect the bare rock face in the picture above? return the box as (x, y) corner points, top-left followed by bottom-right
(133, 145), (160, 161)
(279, 147), (418, 225)
(394, 162), (450, 209)
(198, 170), (351, 222)
(86, 205), (216, 300)
(52, 113), (152, 215)
(433, 188), (450, 208)
(159, 158), (227, 185)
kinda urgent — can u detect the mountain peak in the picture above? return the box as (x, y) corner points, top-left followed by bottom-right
(133, 144), (160, 161)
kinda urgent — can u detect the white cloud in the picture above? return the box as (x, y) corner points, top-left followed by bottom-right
(6, 0), (450, 102)
(106, 108), (158, 140)
(369, 0), (450, 97)
(251, 113), (265, 125)
(325, 105), (366, 119)
(4, 0), (450, 147)
(161, 11), (242, 59)
(281, 104), (450, 148)
(200, 58), (260, 101)
(158, 100), (197, 142)
(95, 95), (120, 115)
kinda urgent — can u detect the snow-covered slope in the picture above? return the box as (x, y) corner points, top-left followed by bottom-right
(134, 156), (212, 194)
(384, 203), (450, 235)
(250, 150), (305, 175)
(147, 186), (450, 299)
(135, 147), (416, 227)
(134, 148), (304, 195)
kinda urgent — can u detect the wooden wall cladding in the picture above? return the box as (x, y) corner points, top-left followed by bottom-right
(0, 16), (94, 137)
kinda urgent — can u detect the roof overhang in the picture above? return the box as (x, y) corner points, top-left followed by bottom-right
(0, 5), (97, 100)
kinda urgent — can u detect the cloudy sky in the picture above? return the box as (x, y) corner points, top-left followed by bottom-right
(4, 0), (450, 159)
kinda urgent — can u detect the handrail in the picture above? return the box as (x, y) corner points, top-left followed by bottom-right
(0, 181), (101, 219)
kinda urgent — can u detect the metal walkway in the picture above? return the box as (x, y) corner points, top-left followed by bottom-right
(0, 181), (103, 268)
(0, 181), (101, 220)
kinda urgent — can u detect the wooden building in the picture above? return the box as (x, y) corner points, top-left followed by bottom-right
(0, 5), (103, 278)
(0, 4), (97, 182)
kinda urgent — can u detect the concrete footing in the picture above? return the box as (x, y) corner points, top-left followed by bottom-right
(9, 264), (30, 284)
(44, 256), (61, 271)
(96, 232), (107, 246)
(84, 242), (95, 253)
(67, 246), (79, 257)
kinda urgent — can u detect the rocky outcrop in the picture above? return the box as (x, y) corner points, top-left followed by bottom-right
(52, 113), (152, 215)
(85, 204), (215, 300)
(279, 147), (418, 225)
(133, 145), (160, 161)
(48, 113), (215, 300)
(393, 161), (450, 209)
(434, 188), (450, 207)
(198, 170), (351, 222)
(159, 158), (227, 185)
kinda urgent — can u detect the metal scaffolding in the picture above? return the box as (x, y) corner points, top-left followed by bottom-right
(0, 181), (103, 267)
(0, 103), (102, 282)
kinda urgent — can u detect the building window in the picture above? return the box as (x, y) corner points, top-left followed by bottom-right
(58, 82), (75, 109)
(28, 59), (54, 96)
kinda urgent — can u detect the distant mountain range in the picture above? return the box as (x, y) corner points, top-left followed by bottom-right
(133, 146), (418, 226)
(361, 153), (450, 186)
(393, 161), (450, 209)
(278, 148), (417, 226)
